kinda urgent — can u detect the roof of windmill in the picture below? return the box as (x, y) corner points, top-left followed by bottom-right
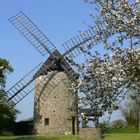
(34, 49), (74, 76)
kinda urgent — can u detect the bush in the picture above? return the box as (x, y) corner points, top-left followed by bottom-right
(111, 119), (127, 129)
(13, 120), (33, 135)
(106, 126), (139, 134)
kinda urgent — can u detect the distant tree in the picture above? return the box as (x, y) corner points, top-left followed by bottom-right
(0, 59), (13, 86)
(111, 119), (126, 129)
(120, 92), (140, 129)
(0, 58), (18, 134)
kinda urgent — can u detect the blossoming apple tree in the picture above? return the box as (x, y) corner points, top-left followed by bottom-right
(70, 0), (140, 123)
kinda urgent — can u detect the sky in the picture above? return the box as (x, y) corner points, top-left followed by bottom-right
(0, 0), (124, 121)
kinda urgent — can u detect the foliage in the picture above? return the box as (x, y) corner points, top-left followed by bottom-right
(13, 119), (33, 135)
(99, 121), (110, 134)
(0, 58), (13, 86)
(107, 126), (139, 134)
(99, 120), (137, 134)
(0, 58), (17, 134)
(69, 0), (140, 123)
(120, 95), (140, 128)
(0, 99), (17, 133)
(111, 119), (126, 129)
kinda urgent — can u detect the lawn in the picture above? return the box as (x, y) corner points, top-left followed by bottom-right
(104, 133), (140, 140)
(0, 135), (79, 140)
(0, 133), (140, 140)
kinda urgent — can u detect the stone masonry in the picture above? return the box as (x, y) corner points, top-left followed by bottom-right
(33, 71), (77, 135)
(79, 128), (102, 140)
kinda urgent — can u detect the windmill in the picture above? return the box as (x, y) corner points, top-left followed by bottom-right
(7, 11), (110, 135)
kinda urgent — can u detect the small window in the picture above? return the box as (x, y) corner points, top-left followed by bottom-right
(44, 118), (49, 126)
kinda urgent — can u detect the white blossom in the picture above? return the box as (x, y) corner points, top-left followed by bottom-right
(68, 0), (140, 120)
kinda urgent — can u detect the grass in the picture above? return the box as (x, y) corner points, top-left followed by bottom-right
(0, 133), (140, 140)
(106, 127), (139, 133)
(0, 135), (80, 140)
(104, 133), (140, 140)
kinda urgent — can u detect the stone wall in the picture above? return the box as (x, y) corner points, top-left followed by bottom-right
(79, 128), (102, 140)
(33, 71), (77, 135)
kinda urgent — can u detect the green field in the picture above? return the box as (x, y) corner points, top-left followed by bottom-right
(0, 133), (140, 140)
(104, 133), (140, 140)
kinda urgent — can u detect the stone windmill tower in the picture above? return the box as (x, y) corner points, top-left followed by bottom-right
(33, 50), (77, 135)
(6, 11), (106, 135)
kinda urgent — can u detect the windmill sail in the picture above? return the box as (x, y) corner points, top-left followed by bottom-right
(7, 11), (110, 106)
(6, 62), (59, 106)
(9, 11), (56, 57)
(62, 22), (112, 60)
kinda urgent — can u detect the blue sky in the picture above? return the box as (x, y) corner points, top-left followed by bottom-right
(0, 0), (123, 121)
